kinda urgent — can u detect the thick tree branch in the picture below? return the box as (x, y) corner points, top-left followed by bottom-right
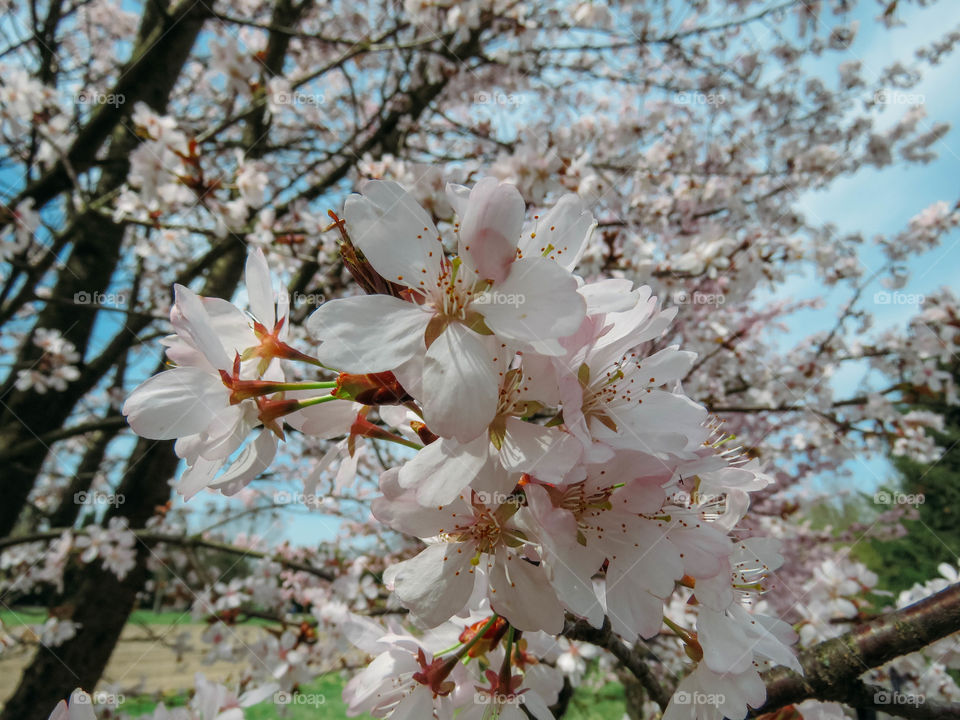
(757, 582), (960, 718)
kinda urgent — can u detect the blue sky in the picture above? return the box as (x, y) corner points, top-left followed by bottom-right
(217, 1), (960, 545)
(759, 0), (960, 497)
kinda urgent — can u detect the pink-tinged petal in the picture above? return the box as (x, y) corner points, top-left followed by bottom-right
(519, 193), (596, 272)
(668, 526), (731, 579)
(285, 397), (359, 437)
(176, 457), (220, 499)
(579, 278), (639, 314)
(123, 367), (229, 440)
(307, 296), (430, 373)
(372, 484), (462, 538)
(523, 485), (604, 627)
(244, 247), (275, 327)
(501, 418), (580, 481)
(398, 434), (491, 507)
(489, 547), (564, 633)
(391, 686), (435, 720)
(477, 258), (586, 350)
(698, 609), (754, 674)
(458, 177), (524, 283)
(445, 182), (471, 218)
(386, 543), (474, 627)
(211, 431), (278, 495)
(421, 323), (498, 442)
(343, 180), (443, 286)
(605, 577), (665, 642)
(196, 404), (248, 460)
(171, 284), (233, 370)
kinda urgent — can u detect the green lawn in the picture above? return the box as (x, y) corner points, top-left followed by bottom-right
(116, 674), (626, 719)
(0, 609), (627, 717)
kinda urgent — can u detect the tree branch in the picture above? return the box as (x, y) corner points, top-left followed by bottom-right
(756, 582), (960, 718)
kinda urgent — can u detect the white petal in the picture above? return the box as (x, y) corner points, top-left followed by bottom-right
(421, 323), (498, 442)
(489, 548), (564, 633)
(398, 435), (492, 507)
(123, 368), (229, 440)
(172, 284), (232, 369)
(477, 258), (585, 350)
(308, 296), (429, 373)
(245, 247), (275, 327)
(211, 431), (278, 495)
(501, 418), (580, 481)
(519, 193), (596, 271)
(285, 398), (359, 437)
(389, 543), (474, 627)
(458, 177), (524, 283)
(344, 180), (443, 285)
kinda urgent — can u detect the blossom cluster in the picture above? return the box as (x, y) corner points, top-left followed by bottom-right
(120, 177), (802, 719)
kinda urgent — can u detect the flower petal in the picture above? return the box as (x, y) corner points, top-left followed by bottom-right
(421, 323), (499, 442)
(245, 247), (275, 327)
(308, 296), (430, 373)
(386, 543), (474, 627)
(398, 435), (492, 507)
(123, 367), (229, 440)
(344, 180), (443, 286)
(458, 177), (524, 283)
(519, 193), (596, 271)
(477, 258), (585, 350)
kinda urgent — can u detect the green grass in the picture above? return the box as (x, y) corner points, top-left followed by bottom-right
(0, 610), (628, 717)
(116, 674), (626, 719)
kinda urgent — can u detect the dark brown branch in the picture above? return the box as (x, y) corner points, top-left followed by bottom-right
(563, 616), (672, 710)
